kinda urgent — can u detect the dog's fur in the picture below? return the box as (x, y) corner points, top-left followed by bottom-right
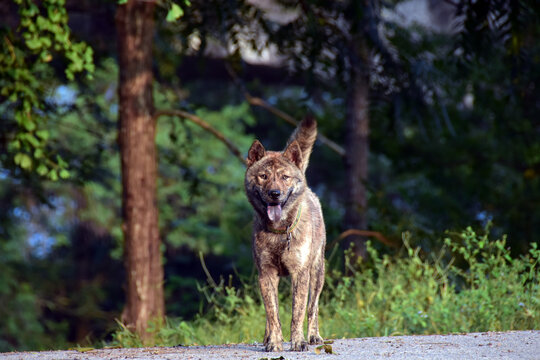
(245, 117), (326, 352)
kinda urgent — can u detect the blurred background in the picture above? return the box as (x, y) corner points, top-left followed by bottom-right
(0, 0), (538, 351)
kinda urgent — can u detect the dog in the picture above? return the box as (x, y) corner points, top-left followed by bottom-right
(244, 116), (326, 352)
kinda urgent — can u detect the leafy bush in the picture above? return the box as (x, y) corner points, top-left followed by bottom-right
(322, 227), (539, 338)
(112, 226), (539, 347)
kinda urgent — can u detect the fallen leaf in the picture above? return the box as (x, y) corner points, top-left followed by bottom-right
(318, 344), (334, 354)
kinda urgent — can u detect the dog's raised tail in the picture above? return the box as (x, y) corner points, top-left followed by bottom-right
(286, 115), (317, 173)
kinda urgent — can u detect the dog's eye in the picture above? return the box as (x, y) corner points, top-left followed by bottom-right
(259, 174), (267, 180)
(282, 175), (289, 180)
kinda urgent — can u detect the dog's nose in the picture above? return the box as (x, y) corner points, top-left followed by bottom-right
(268, 189), (281, 199)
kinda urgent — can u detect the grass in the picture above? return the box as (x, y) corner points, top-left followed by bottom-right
(112, 226), (539, 347)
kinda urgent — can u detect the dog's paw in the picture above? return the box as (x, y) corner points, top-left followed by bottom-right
(309, 334), (324, 345)
(290, 340), (308, 352)
(265, 341), (283, 352)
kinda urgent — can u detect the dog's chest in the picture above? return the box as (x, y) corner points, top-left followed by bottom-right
(285, 232), (312, 266)
(255, 231), (312, 275)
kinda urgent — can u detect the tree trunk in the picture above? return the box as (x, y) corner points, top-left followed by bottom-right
(115, 0), (164, 342)
(344, 41), (370, 259)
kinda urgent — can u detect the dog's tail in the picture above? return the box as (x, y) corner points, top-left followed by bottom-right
(286, 115), (317, 173)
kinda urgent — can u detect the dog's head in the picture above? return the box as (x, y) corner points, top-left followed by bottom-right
(245, 140), (305, 223)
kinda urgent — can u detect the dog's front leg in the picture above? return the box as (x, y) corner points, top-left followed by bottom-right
(259, 267), (283, 352)
(290, 268), (309, 351)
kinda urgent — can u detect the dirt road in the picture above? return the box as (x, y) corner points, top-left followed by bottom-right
(2, 330), (538, 360)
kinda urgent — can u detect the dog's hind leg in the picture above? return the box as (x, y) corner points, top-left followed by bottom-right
(307, 249), (325, 345)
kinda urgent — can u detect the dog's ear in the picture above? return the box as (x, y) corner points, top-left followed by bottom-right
(246, 140), (266, 167)
(283, 140), (303, 169)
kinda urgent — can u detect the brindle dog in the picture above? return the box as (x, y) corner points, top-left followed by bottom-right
(245, 117), (325, 352)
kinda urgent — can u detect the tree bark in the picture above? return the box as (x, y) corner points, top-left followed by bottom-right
(344, 40), (370, 259)
(115, 0), (164, 341)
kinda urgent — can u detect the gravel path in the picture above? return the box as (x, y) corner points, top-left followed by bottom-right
(2, 331), (539, 360)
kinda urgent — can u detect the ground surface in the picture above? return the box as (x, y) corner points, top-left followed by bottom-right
(2, 331), (539, 360)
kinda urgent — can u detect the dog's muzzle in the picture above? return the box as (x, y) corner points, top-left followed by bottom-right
(261, 188), (293, 223)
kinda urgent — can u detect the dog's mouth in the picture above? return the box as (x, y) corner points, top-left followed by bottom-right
(260, 189), (293, 223)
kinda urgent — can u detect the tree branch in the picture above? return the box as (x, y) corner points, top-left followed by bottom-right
(223, 62), (346, 157)
(327, 229), (398, 249)
(154, 109), (247, 166)
(243, 92), (346, 157)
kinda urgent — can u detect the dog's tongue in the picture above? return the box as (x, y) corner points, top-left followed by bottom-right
(267, 204), (282, 222)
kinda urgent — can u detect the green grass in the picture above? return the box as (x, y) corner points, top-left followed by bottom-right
(112, 226), (539, 347)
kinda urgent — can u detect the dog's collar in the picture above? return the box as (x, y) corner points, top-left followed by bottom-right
(267, 204), (302, 236)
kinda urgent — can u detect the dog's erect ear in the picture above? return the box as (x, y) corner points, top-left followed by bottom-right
(283, 140), (303, 169)
(246, 140), (266, 167)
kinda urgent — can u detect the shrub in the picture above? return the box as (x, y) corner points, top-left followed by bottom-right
(321, 227), (539, 337)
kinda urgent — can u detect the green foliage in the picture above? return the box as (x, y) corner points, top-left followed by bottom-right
(1, 0), (94, 177)
(322, 228), (539, 337)
(0, 57), (258, 348)
(113, 277), (278, 347)
(112, 227), (539, 346)
(0, 178), (71, 351)
(364, 3), (540, 248)
(0, 242), (46, 351)
(166, 1), (191, 23)
(155, 95), (255, 259)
